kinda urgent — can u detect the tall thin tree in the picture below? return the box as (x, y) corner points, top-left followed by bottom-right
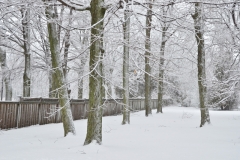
(122, 0), (131, 124)
(0, 48), (12, 101)
(192, 2), (210, 127)
(157, 6), (168, 113)
(62, 8), (73, 98)
(145, 0), (153, 116)
(44, 0), (76, 136)
(21, 5), (31, 97)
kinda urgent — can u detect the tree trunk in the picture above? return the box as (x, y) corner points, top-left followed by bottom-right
(4, 77), (12, 101)
(78, 59), (85, 99)
(21, 7), (31, 97)
(102, 64), (106, 99)
(106, 68), (113, 99)
(62, 9), (73, 98)
(84, 0), (105, 145)
(78, 31), (88, 99)
(192, 2), (210, 127)
(47, 51), (54, 98)
(0, 49), (12, 101)
(157, 36), (166, 113)
(122, 1), (130, 124)
(157, 7), (167, 114)
(44, 0), (76, 136)
(145, 1), (153, 117)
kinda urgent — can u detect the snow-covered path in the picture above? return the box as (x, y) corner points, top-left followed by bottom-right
(0, 107), (239, 160)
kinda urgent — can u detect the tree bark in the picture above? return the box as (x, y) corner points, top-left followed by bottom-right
(63, 9), (72, 79)
(0, 49), (12, 101)
(78, 58), (86, 99)
(192, 2), (210, 127)
(157, 35), (166, 113)
(62, 9), (73, 98)
(122, 0), (130, 124)
(21, 7), (31, 97)
(145, 0), (153, 117)
(84, 0), (105, 145)
(106, 68), (113, 99)
(78, 30), (88, 99)
(44, 0), (76, 136)
(102, 64), (106, 99)
(157, 7), (167, 114)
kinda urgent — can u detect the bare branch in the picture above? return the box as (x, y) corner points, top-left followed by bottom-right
(57, 0), (90, 11)
(231, 1), (239, 30)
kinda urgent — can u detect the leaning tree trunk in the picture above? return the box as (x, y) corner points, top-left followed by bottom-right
(122, 1), (130, 124)
(0, 49), (12, 101)
(44, 0), (76, 136)
(62, 9), (73, 98)
(62, 8), (72, 79)
(192, 2), (210, 127)
(21, 7), (31, 97)
(145, 1), (153, 117)
(157, 7), (167, 114)
(84, 0), (105, 145)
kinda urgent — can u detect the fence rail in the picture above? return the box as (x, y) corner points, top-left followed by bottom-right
(0, 98), (171, 130)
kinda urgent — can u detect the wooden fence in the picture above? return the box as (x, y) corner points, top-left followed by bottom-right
(0, 98), (170, 130)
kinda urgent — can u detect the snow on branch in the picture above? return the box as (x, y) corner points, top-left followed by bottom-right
(130, 0), (240, 7)
(185, 0), (240, 6)
(57, 0), (90, 11)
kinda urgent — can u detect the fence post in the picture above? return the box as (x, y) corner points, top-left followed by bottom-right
(16, 102), (20, 128)
(38, 98), (42, 125)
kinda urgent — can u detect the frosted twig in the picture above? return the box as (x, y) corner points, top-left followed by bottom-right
(45, 101), (70, 119)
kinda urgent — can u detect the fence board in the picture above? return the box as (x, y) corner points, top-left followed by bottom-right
(2, 104), (7, 129)
(19, 104), (25, 128)
(103, 102), (110, 116)
(0, 104), (2, 129)
(9, 104), (17, 128)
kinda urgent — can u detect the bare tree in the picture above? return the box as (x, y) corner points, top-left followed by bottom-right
(83, 0), (105, 145)
(44, 0), (76, 136)
(57, 0), (127, 145)
(76, 31), (89, 99)
(62, 8), (73, 98)
(0, 48), (12, 101)
(122, 0), (131, 124)
(33, 14), (53, 98)
(145, 0), (153, 116)
(192, 2), (210, 127)
(21, 5), (31, 97)
(157, 5), (169, 113)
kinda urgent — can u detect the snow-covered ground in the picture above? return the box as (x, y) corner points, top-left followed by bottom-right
(0, 106), (239, 160)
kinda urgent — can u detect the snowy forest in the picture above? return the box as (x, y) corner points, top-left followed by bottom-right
(0, 0), (240, 146)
